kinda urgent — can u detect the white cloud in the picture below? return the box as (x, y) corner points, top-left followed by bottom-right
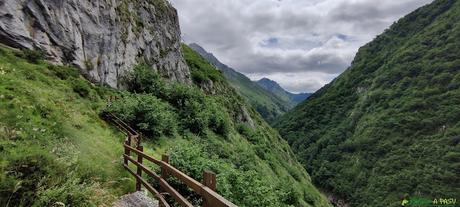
(170, 0), (433, 92)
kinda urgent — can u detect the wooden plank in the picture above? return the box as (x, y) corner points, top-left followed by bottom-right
(161, 161), (238, 206)
(124, 155), (160, 179)
(123, 164), (170, 207)
(158, 178), (194, 207)
(105, 112), (139, 137)
(124, 140), (130, 165)
(124, 155), (194, 207)
(201, 187), (238, 207)
(161, 161), (203, 194)
(136, 146), (143, 191)
(124, 144), (162, 165)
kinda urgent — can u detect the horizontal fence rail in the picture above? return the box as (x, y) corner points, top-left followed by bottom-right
(102, 111), (237, 207)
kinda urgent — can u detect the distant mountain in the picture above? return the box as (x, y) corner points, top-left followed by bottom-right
(256, 78), (311, 105)
(189, 43), (295, 122)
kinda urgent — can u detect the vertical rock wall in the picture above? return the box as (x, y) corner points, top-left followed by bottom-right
(0, 0), (191, 87)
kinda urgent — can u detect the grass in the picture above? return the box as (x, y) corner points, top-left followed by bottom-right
(0, 44), (134, 206)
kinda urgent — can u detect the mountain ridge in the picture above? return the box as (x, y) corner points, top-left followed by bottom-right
(256, 78), (311, 105)
(188, 43), (295, 122)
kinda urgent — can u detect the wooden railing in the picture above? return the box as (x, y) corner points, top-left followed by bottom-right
(102, 112), (237, 207)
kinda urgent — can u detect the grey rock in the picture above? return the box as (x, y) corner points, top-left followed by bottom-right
(113, 191), (158, 207)
(0, 0), (191, 87)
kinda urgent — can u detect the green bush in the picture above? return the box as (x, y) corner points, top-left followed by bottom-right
(33, 176), (93, 207)
(0, 149), (63, 206)
(47, 65), (80, 80)
(209, 108), (231, 136)
(22, 49), (45, 63)
(71, 78), (92, 98)
(122, 66), (232, 136)
(124, 64), (167, 97)
(105, 93), (178, 137)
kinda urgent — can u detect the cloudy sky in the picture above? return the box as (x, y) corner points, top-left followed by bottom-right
(169, 0), (433, 93)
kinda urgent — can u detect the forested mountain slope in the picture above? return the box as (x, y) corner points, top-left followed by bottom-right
(274, 0), (460, 206)
(189, 43), (294, 123)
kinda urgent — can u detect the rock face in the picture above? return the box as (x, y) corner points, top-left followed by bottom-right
(0, 0), (190, 87)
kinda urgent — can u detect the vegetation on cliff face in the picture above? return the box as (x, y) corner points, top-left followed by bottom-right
(0, 45), (133, 206)
(104, 44), (331, 207)
(274, 0), (460, 206)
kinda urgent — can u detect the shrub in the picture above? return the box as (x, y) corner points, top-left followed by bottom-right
(105, 93), (178, 137)
(48, 65), (79, 80)
(191, 70), (207, 84)
(33, 176), (93, 207)
(84, 59), (94, 70)
(22, 49), (45, 63)
(71, 78), (92, 98)
(208, 108), (231, 136)
(0, 150), (63, 206)
(123, 64), (167, 96)
(122, 64), (232, 137)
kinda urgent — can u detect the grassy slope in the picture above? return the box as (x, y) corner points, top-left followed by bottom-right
(0, 43), (331, 206)
(274, 0), (460, 206)
(0, 45), (133, 206)
(188, 43), (293, 123)
(111, 44), (331, 207)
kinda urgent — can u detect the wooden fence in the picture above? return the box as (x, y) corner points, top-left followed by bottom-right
(102, 112), (237, 207)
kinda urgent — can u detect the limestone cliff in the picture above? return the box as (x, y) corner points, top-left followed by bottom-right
(0, 0), (190, 87)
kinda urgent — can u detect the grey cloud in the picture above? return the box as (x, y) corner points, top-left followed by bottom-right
(171, 0), (434, 92)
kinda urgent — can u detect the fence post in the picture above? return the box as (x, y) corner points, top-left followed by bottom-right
(159, 155), (170, 207)
(124, 139), (130, 165)
(161, 155), (170, 179)
(203, 171), (217, 207)
(136, 146), (143, 191)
